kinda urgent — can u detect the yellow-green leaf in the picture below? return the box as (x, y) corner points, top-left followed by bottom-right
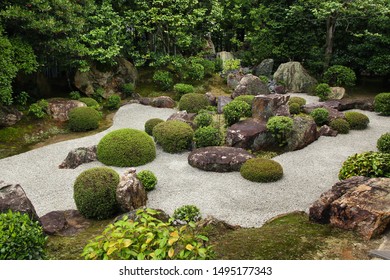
(168, 247), (175, 258)
(107, 247), (116, 256)
(185, 244), (194, 251)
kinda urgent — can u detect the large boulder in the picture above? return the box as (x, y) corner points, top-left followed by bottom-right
(217, 96), (232, 114)
(0, 105), (23, 127)
(227, 72), (244, 89)
(116, 168), (147, 212)
(48, 99), (86, 122)
(254, 58), (274, 78)
(40, 210), (91, 236)
(205, 92), (217, 106)
(318, 125), (338, 137)
(188, 146), (254, 172)
(0, 181), (39, 222)
(252, 94), (290, 122)
(309, 177), (390, 240)
(74, 58), (138, 98)
(273, 61), (317, 93)
(59, 146), (97, 169)
(232, 74), (270, 98)
(226, 118), (267, 149)
(150, 96), (175, 108)
(287, 116), (319, 151)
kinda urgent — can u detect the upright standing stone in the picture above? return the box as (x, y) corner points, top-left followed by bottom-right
(252, 94), (290, 122)
(254, 59), (274, 78)
(273, 62), (317, 93)
(116, 168), (147, 212)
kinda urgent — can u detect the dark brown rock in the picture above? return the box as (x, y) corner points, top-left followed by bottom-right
(188, 146), (254, 172)
(252, 94), (290, 122)
(59, 146), (97, 169)
(227, 72), (244, 89)
(217, 96), (232, 114)
(205, 92), (217, 106)
(40, 210), (91, 236)
(287, 116), (319, 151)
(338, 99), (374, 111)
(226, 118), (267, 149)
(319, 125), (338, 137)
(48, 99), (86, 122)
(0, 105), (23, 127)
(116, 168), (147, 212)
(254, 58), (274, 78)
(139, 97), (152, 106)
(115, 207), (170, 223)
(232, 74), (270, 98)
(150, 96), (175, 108)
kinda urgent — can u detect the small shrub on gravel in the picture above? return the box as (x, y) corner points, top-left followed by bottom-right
(338, 151), (390, 180)
(329, 118), (350, 134)
(152, 120), (194, 153)
(374, 92), (390, 116)
(105, 94), (121, 110)
(315, 83), (331, 101)
(68, 107), (101, 132)
(323, 65), (356, 87)
(266, 116), (293, 146)
(344, 111), (369, 130)
(145, 118), (165, 136)
(173, 83), (194, 95)
(0, 210), (47, 260)
(377, 133), (390, 153)
(194, 112), (213, 128)
(288, 97), (306, 106)
(194, 126), (222, 148)
(179, 93), (210, 113)
(289, 102), (301, 115)
(78, 97), (100, 109)
(97, 128), (156, 167)
(240, 158), (283, 183)
(310, 108), (329, 126)
(234, 95), (255, 106)
(137, 170), (158, 191)
(223, 100), (252, 126)
(173, 205), (201, 223)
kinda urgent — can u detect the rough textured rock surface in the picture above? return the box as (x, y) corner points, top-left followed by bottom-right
(273, 62), (317, 93)
(74, 58), (138, 98)
(254, 59), (274, 78)
(227, 72), (244, 89)
(167, 111), (196, 128)
(252, 130), (279, 151)
(115, 207), (170, 223)
(216, 51), (234, 65)
(309, 177), (390, 240)
(116, 168), (147, 212)
(252, 94), (290, 122)
(150, 96), (176, 108)
(338, 99), (374, 111)
(217, 96), (232, 114)
(59, 146), (97, 169)
(226, 118), (267, 149)
(287, 116), (319, 151)
(48, 99), (86, 122)
(232, 74), (270, 98)
(188, 146), (254, 172)
(0, 181), (39, 222)
(319, 125), (338, 137)
(302, 103), (345, 121)
(329, 87), (346, 100)
(40, 209), (91, 236)
(0, 105), (23, 127)
(205, 92), (217, 106)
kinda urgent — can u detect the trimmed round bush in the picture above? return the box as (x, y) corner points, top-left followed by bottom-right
(194, 112), (213, 128)
(137, 170), (158, 191)
(97, 128), (156, 167)
(223, 100), (252, 126)
(153, 70), (173, 91)
(173, 205), (201, 223)
(374, 92), (390, 116)
(323, 65), (356, 87)
(344, 111), (370, 130)
(194, 126), (222, 148)
(173, 83), (194, 95)
(78, 97), (99, 108)
(288, 97), (306, 106)
(179, 93), (210, 114)
(289, 102), (301, 115)
(152, 120), (194, 153)
(234, 95), (255, 106)
(310, 108), (329, 126)
(68, 107), (101, 132)
(105, 94), (121, 110)
(339, 151), (390, 180)
(73, 167), (120, 220)
(0, 210), (47, 260)
(145, 118), (165, 136)
(240, 158), (283, 183)
(315, 83), (331, 101)
(377, 133), (390, 153)
(329, 118), (350, 134)
(266, 116), (294, 146)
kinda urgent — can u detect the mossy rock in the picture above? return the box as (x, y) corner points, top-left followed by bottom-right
(152, 120), (194, 153)
(97, 128), (156, 167)
(240, 158), (283, 182)
(179, 93), (210, 113)
(68, 107), (101, 132)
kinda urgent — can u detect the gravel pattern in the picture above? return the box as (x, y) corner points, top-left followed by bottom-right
(1, 95), (389, 227)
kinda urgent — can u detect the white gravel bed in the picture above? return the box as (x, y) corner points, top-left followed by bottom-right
(1, 96), (389, 228)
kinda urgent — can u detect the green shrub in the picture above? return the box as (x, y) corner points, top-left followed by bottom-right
(179, 93), (210, 113)
(289, 102), (301, 115)
(82, 208), (214, 260)
(68, 107), (101, 132)
(152, 120), (194, 153)
(173, 83), (194, 95)
(288, 96), (306, 106)
(0, 127), (23, 142)
(16, 91), (29, 106)
(194, 112), (213, 128)
(259, 75), (269, 84)
(145, 118), (165, 136)
(137, 170), (158, 191)
(329, 118), (350, 134)
(69, 91), (81, 100)
(198, 59), (215, 77)
(183, 60), (204, 81)
(153, 70), (173, 91)
(215, 58), (223, 72)
(122, 83), (135, 96)
(344, 111), (370, 130)
(73, 167), (120, 220)
(28, 99), (48, 119)
(105, 94), (121, 110)
(310, 108), (329, 126)
(374, 92), (390, 116)
(323, 65), (356, 87)
(377, 133), (390, 153)
(223, 59), (240, 73)
(194, 126), (222, 148)
(240, 158), (283, 182)
(0, 210), (47, 260)
(338, 151), (390, 180)
(234, 95), (255, 106)
(315, 83), (331, 101)
(223, 100), (252, 126)
(78, 97), (99, 109)
(93, 87), (105, 103)
(266, 116), (294, 146)
(97, 128), (156, 166)
(173, 205), (201, 223)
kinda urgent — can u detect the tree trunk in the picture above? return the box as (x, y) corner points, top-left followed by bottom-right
(324, 14), (337, 70)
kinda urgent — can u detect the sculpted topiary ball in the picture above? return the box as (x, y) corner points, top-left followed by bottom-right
(97, 128), (156, 167)
(240, 158), (283, 183)
(152, 120), (194, 153)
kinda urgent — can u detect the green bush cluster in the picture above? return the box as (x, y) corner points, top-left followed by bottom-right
(240, 158), (283, 183)
(28, 99), (48, 119)
(97, 128), (156, 167)
(377, 133), (390, 153)
(223, 100), (252, 126)
(374, 92), (390, 116)
(310, 108), (329, 126)
(93, 88), (105, 103)
(69, 91), (81, 100)
(194, 126), (222, 148)
(173, 83), (194, 95)
(0, 210), (47, 260)
(289, 102), (301, 115)
(78, 97), (100, 109)
(137, 170), (158, 191)
(82, 208), (214, 260)
(329, 118), (350, 134)
(105, 94), (121, 110)
(288, 97), (306, 106)
(194, 112), (213, 128)
(315, 83), (331, 101)
(266, 116), (294, 146)
(223, 59), (240, 73)
(16, 91), (29, 106)
(145, 118), (165, 136)
(173, 205), (201, 223)
(73, 167), (120, 220)
(152, 120), (194, 153)
(179, 93), (210, 113)
(323, 65), (356, 87)
(183, 60), (204, 81)
(234, 95), (255, 106)
(338, 151), (390, 180)
(344, 111), (369, 130)
(153, 70), (174, 91)
(122, 83), (135, 96)
(68, 107), (101, 132)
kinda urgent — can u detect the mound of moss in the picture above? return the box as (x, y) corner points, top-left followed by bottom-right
(68, 107), (101, 132)
(144, 118), (165, 136)
(152, 120), (194, 153)
(344, 111), (369, 130)
(240, 158), (283, 182)
(179, 93), (210, 113)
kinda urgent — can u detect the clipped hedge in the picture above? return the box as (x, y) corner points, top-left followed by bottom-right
(329, 118), (350, 134)
(234, 95), (255, 106)
(145, 118), (165, 136)
(310, 108), (329, 126)
(377, 133), (390, 153)
(289, 102), (301, 115)
(68, 107), (101, 132)
(288, 97), (306, 106)
(137, 170), (158, 191)
(194, 126), (222, 148)
(152, 120), (194, 153)
(78, 97), (99, 108)
(374, 92), (390, 116)
(344, 111), (369, 130)
(240, 158), (283, 183)
(179, 93), (210, 113)
(223, 100), (252, 126)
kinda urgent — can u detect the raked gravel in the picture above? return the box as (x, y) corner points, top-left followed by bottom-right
(1, 94), (389, 228)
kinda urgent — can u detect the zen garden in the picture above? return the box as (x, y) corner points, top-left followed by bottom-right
(0, 0), (390, 261)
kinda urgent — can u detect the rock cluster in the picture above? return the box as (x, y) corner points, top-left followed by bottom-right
(59, 145), (97, 169)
